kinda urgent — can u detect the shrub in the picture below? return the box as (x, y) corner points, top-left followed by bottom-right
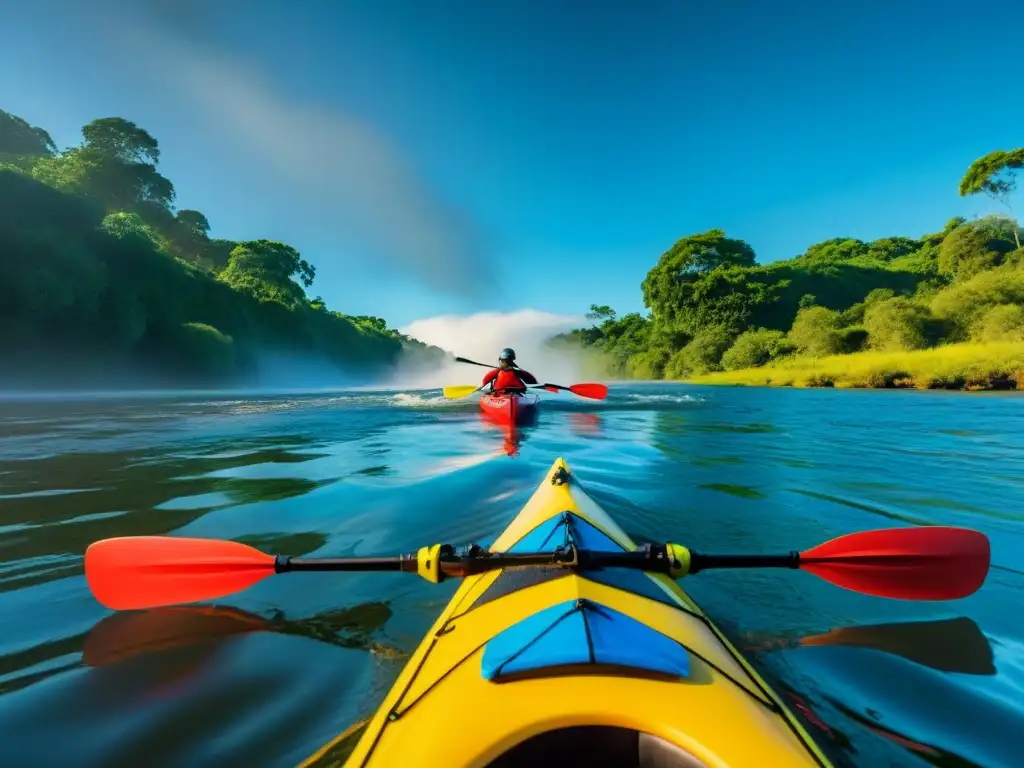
(840, 326), (869, 353)
(937, 216), (1019, 279)
(971, 304), (1024, 342)
(664, 327), (735, 378)
(863, 297), (932, 350)
(721, 329), (794, 370)
(931, 265), (1024, 339)
(788, 306), (844, 356)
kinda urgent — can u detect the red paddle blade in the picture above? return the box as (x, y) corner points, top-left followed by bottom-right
(568, 383), (608, 400)
(800, 526), (990, 600)
(85, 537), (277, 610)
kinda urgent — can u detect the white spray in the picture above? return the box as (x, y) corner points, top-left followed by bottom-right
(390, 308), (591, 390)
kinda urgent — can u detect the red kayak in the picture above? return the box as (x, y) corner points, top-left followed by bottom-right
(479, 391), (540, 425)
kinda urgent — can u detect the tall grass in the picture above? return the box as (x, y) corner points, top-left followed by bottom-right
(685, 341), (1024, 391)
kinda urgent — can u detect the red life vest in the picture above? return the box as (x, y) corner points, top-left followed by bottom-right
(483, 367), (536, 391)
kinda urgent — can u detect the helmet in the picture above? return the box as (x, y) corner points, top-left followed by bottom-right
(498, 348), (516, 363)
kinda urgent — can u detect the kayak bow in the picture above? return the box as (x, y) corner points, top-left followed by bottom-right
(82, 459), (987, 767)
(479, 392), (540, 426)
(308, 458), (835, 767)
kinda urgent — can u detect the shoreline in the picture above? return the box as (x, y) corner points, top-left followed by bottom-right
(683, 341), (1024, 392)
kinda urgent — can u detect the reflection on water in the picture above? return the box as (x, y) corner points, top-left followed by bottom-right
(0, 386), (1021, 766)
(568, 411), (603, 436)
(743, 616), (995, 677)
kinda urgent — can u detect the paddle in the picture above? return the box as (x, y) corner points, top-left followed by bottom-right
(442, 385), (484, 399)
(452, 356), (609, 400)
(532, 382), (608, 400)
(85, 526), (989, 611)
(454, 356), (494, 368)
(744, 616), (994, 676)
(444, 382), (608, 400)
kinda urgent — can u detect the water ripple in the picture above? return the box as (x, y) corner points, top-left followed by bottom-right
(0, 385), (1020, 766)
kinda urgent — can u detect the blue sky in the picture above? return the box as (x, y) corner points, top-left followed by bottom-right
(3, 0), (1023, 333)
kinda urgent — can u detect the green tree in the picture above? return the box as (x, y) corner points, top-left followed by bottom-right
(798, 293), (817, 309)
(788, 306), (844, 357)
(0, 109), (56, 164)
(177, 209), (211, 235)
(945, 216), (967, 233)
(863, 297), (932, 351)
(971, 304), (1024, 343)
(1, 134), (440, 387)
(82, 118), (160, 165)
(31, 117), (174, 214)
(663, 327), (735, 378)
(959, 149), (1024, 248)
(101, 211), (164, 250)
(641, 229), (756, 324)
(651, 265), (783, 335)
(203, 238), (238, 271)
(0, 169), (108, 326)
(624, 348), (669, 379)
(794, 238), (869, 267)
(721, 328), (793, 371)
(586, 304), (617, 324)
(351, 315), (389, 332)
(219, 240), (316, 308)
(937, 216), (1019, 279)
(158, 209), (213, 265)
(931, 265), (1024, 339)
(30, 148), (96, 195)
(865, 237), (921, 262)
(32, 146), (175, 211)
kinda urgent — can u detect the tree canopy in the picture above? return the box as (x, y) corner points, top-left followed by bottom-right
(554, 145), (1024, 380)
(0, 109), (56, 162)
(641, 229), (757, 325)
(177, 209), (211, 235)
(82, 118), (160, 165)
(0, 108), (445, 386)
(586, 304), (616, 324)
(960, 149), (1024, 248)
(220, 240), (316, 309)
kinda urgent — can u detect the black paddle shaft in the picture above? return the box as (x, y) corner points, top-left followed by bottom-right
(273, 546), (674, 578)
(276, 555), (413, 573)
(455, 356), (499, 369)
(273, 548), (801, 578)
(688, 552), (800, 574)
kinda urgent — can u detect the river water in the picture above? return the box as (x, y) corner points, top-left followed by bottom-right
(1, 385), (1022, 767)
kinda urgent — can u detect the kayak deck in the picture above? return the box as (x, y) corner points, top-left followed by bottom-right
(309, 458), (831, 768)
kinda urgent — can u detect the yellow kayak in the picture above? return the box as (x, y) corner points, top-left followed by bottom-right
(303, 457), (834, 768)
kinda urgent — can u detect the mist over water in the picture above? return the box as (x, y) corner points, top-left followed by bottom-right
(395, 308), (591, 389)
(0, 347), (379, 398)
(0, 307), (595, 398)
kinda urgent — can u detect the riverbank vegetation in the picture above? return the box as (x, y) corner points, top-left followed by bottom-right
(688, 342), (1024, 391)
(552, 148), (1024, 390)
(0, 109), (445, 387)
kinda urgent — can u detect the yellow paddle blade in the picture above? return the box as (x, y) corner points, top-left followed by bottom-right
(442, 385), (480, 399)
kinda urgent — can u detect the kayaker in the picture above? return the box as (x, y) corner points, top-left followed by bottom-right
(482, 348), (537, 394)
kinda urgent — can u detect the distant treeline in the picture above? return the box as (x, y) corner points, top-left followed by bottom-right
(552, 148), (1024, 380)
(0, 109), (446, 386)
